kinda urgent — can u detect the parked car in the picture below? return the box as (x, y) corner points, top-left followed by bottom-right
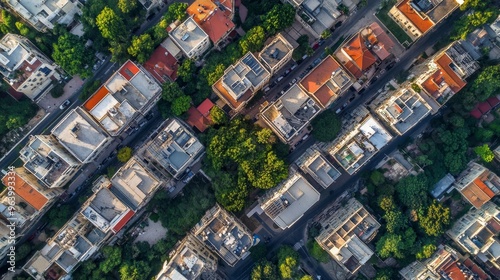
(284, 68), (291, 76)
(290, 64), (298, 71)
(59, 100), (71, 110)
(277, 75), (284, 82)
(290, 78), (297, 84)
(264, 86), (271, 93)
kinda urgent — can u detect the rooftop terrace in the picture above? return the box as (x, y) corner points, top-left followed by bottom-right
(376, 88), (431, 135)
(187, 0), (235, 45)
(261, 84), (320, 143)
(328, 115), (393, 174)
(142, 119), (204, 177)
(296, 146), (341, 188)
(83, 61), (160, 135)
(170, 17), (209, 55)
(260, 173), (320, 229)
(19, 135), (79, 187)
(259, 34), (294, 71)
(192, 205), (252, 266)
(52, 107), (110, 163)
(110, 158), (160, 210)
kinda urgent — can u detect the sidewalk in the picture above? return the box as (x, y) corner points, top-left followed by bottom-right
(36, 76), (84, 113)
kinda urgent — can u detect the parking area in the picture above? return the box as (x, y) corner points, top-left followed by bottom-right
(36, 76), (84, 113)
(133, 218), (168, 245)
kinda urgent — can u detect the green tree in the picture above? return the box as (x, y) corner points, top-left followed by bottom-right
(256, 128), (277, 145)
(240, 26), (266, 54)
(419, 202), (450, 236)
(261, 4), (295, 35)
(119, 261), (151, 280)
(52, 32), (93, 78)
(164, 3), (188, 23)
(277, 246), (299, 279)
(415, 155), (433, 168)
(210, 106), (228, 125)
(251, 260), (278, 280)
(15, 22), (30, 36)
(374, 268), (396, 280)
(162, 82), (184, 102)
(206, 63), (226, 85)
(50, 84), (65, 98)
(177, 59), (196, 83)
(118, 0), (137, 13)
(395, 174), (429, 209)
(307, 239), (330, 263)
(100, 246), (122, 273)
(0, 10), (16, 33)
(117, 146), (133, 163)
(378, 195), (396, 212)
(127, 34), (154, 63)
(48, 204), (72, 228)
(96, 7), (126, 40)
(474, 144), (495, 162)
(448, 115), (465, 128)
(250, 243), (268, 261)
(321, 29), (332, 39)
(16, 243), (32, 261)
(171, 95), (192, 116)
(416, 244), (437, 260)
(370, 170), (386, 187)
(383, 210), (408, 234)
(300, 276), (313, 280)
(311, 110), (341, 142)
(376, 233), (404, 259)
(469, 65), (500, 102)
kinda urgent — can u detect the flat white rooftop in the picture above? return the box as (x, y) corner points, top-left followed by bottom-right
(261, 173), (320, 229)
(52, 107), (110, 163)
(170, 17), (208, 55)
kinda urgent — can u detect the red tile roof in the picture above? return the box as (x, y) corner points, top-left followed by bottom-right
(143, 45), (179, 83)
(344, 61), (363, 78)
(342, 33), (377, 72)
(119, 61), (140, 81)
(487, 96), (500, 107)
(462, 259), (490, 280)
(11, 59), (43, 90)
(470, 109), (482, 119)
(187, 0), (235, 45)
(369, 22), (395, 61)
(112, 209), (135, 233)
(2, 173), (48, 211)
(396, 0), (434, 33)
(197, 98), (215, 116)
(478, 102), (492, 114)
(187, 107), (209, 132)
(84, 86), (109, 110)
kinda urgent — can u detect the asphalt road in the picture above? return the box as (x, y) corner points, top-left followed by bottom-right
(222, 7), (462, 280)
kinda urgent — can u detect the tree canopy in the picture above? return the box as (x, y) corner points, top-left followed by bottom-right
(177, 59), (196, 83)
(99, 246), (122, 273)
(118, 0), (137, 14)
(52, 32), (93, 78)
(96, 7), (126, 40)
(251, 260), (278, 280)
(261, 4), (295, 35)
(117, 147), (133, 163)
(206, 118), (288, 211)
(171, 95), (192, 116)
(474, 144), (495, 162)
(240, 26), (266, 54)
(127, 34), (154, 63)
(395, 174), (429, 210)
(311, 110), (342, 142)
(277, 246), (300, 279)
(164, 3), (188, 23)
(418, 202), (450, 236)
(210, 106), (228, 125)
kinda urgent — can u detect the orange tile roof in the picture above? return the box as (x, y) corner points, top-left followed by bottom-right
(314, 86), (335, 107)
(197, 98), (214, 116)
(213, 79), (252, 110)
(435, 53), (466, 92)
(474, 178), (495, 198)
(300, 56), (340, 94)
(396, 0), (434, 33)
(342, 33), (377, 72)
(84, 86), (109, 110)
(143, 45), (179, 83)
(119, 61), (140, 81)
(460, 178), (496, 209)
(343, 61), (363, 78)
(2, 173), (48, 211)
(187, 0), (235, 45)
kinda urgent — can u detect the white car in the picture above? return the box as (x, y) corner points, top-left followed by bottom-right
(59, 100), (71, 110)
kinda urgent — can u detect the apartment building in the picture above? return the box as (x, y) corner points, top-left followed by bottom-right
(0, 220), (12, 263)
(260, 84), (321, 144)
(299, 55), (353, 109)
(80, 182), (135, 234)
(192, 204), (253, 266)
(187, 0), (236, 48)
(416, 41), (479, 109)
(213, 52), (270, 111)
(109, 157), (161, 211)
(156, 235), (218, 280)
(259, 173), (320, 230)
(83, 60), (161, 136)
(51, 107), (113, 164)
(400, 244), (490, 280)
(23, 213), (109, 279)
(324, 109), (393, 175)
(138, 118), (204, 179)
(1, 168), (62, 231)
(389, 0), (461, 41)
(6, 0), (83, 32)
(371, 87), (432, 135)
(170, 17), (211, 59)
(454, 162), (500, 209)
(19, 135), (81, 189)
(316, 198), (380, 274)
(0, 33), (59, 100)
(295, 145), (341, 189)
(258, 33), (295, 76)
(447, 202), (500, 276)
